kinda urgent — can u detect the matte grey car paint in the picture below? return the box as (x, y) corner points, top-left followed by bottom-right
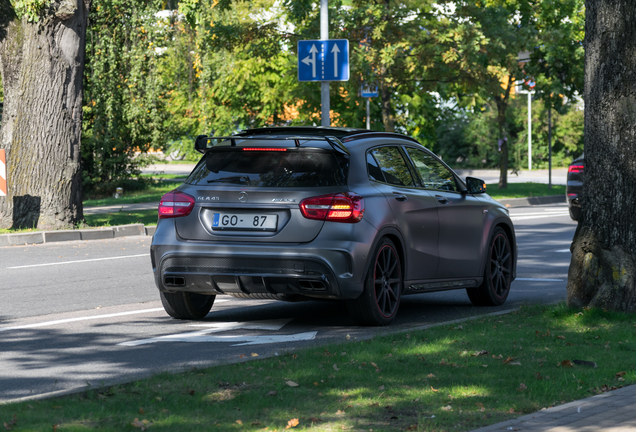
(150, 130), (517, 307)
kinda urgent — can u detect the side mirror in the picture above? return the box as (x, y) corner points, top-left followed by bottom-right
(195, 135), (209, 153)
(466, 177), (487, 194)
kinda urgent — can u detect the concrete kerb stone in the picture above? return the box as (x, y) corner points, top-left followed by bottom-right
(0, 224), (154, 246)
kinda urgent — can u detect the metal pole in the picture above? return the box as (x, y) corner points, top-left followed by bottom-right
(366, 98), (370, 129)
(528, 92), (532, 171)
(320, 0), (330, 127)
(548, 106), (552, 189)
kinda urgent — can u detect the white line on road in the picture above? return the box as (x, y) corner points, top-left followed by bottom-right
(7, 254), (149, 269)
(554, 249), (571, 253)
(0, 300), (232, 332)
(516, 278), (564, 282)
(0, 308), (165, 332)
(511, 213), (570, 221)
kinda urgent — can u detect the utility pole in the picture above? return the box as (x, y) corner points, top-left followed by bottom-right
(548, 106), (552, 189)
(527, 92), (532, 170)
(366, 98), (370, 129)
(320, 0), (330, 127)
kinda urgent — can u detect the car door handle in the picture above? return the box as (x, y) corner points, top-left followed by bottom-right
(435, 195), (449, 204)
(393, 192), (408, 201)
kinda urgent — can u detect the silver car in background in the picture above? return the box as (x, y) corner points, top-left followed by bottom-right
(150, 127), (517, 326)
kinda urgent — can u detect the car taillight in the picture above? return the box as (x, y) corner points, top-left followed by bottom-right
(568, 164), (584, 174)
(299, 193), (365, 223)
(158, 190), (195, 219)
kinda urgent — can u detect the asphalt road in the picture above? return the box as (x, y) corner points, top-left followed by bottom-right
(0, 204), (576, 402)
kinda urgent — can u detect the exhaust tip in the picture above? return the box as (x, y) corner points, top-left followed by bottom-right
(164, 276), (186, 287)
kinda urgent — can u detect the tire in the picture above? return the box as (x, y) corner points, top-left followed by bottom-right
(467, 227), (512, 306)
(347, 238), (402, 326)
(160, 291), (215, 320)
(569, 206), (581, 221)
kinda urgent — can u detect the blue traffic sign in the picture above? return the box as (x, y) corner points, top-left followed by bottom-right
(361, 83), (379, 98)
(298, 39), (349, 82)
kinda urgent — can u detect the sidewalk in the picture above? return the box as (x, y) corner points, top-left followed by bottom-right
(470, 385), (636, 431)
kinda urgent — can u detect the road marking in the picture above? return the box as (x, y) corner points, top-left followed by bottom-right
(119, 319), (308, 347)
(516, 278), (564, 282)
(555, 249), (571, 253)
(0, 308), (165, 332)
(511, 212), (570, 221)
(7, 254), (149, 269)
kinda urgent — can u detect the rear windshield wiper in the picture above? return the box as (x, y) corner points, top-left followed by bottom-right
(207, 175), (251, 184)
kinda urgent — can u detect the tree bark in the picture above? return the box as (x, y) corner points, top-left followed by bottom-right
(0, 0), (88, 230)
(495, 75), (513, 189)
(566, 0), (636, 311)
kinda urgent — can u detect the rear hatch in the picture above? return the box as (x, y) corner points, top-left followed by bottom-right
(174, 141), (350, 243)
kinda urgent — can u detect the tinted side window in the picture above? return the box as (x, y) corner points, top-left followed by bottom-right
(370, 147), (415, 187)
(366, 153), (385, 182)
(404, 148), (458, 192)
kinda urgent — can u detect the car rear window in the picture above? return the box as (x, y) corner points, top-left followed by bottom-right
(186, 149), (349, 187)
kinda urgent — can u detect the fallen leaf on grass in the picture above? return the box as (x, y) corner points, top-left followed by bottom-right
(431, 386), (439, 392)
(333, 364), (340, 371)
(286, 381), (299, 387)
(309, 417), (324, 423)
(509, 408), (516, 414)
(476, 403), (485, 412)
(406, 425), (418, 431)
(335, 410), (346, 415)
(139, 408), (145, 415)
(286, 418), (299, 429)
(3, 415), (17, 431)
(535, 372), (543, 380)
(557, 335), (566, 339)
(616, 371), (627, 378)
(236, 420), (243, 425)
(379, 385), (385, 390)
(267, 391), (277, 396)
(559, 360), (574, 368)
(251, 353), (259, 357)
(131, 418), (153, 430)
(441, 405), (452, 411)
(566, 343), (576, 346)
(573, 360), (597, 367)
(509, 362), (522, 366)
(427, 373), (436, 378)
(251, 421), (262, 426)
(472, 350), (489, 356)
(188, 389), (195, 396)
(518, 383), (527, 391)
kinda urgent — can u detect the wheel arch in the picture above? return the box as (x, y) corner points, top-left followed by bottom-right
(488, 219), (517, 281)
(364, 226), (407, 290)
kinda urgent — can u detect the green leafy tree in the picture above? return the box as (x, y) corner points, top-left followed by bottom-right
(82, 0), (168, 194)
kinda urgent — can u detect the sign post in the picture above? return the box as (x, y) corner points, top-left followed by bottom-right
(297, 0), (350, 126)
(361, 84), (378, 129)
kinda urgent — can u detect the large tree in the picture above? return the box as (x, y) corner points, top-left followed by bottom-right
(567, 0), (636, 311)
(0, 0), (88, 229)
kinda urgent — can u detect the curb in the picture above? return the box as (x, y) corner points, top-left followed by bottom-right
(0, 224), (156, 247)
(497, 195), (565, 207)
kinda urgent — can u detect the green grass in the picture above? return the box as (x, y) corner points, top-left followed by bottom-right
(83, 209), (158, 227)
(486, 182), (566, 199)
(139, 173), (188, 180)
(2, 304), (634, 431)
(83, 182), (178, 207)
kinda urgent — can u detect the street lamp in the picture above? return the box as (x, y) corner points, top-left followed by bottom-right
(516, 80), (534, 171)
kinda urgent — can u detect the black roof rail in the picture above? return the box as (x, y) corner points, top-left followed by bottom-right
(341, 131), (420, 144)
(195, 134), (350, 155)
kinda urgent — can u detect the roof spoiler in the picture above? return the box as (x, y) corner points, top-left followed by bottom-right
(194, 134), (349, 155)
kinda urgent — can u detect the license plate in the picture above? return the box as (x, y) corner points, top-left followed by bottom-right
(212, 213), (278, 231)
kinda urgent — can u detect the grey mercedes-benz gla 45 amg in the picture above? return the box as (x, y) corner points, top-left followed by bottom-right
(150, 126), (517, 326)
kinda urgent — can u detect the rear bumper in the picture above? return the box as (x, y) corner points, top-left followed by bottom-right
(150, 219), (377, 300)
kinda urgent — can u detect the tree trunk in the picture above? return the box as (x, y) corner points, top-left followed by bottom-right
(380, 79), (394, 132)
(495, 98), (509, 189)
(566, 0), (636, 311)
(0, 0), (88, 230)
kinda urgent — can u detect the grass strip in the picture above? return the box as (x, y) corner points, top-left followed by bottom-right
(1, 303), (634, 431)
(83, 182), (178, 207)
(486, 182), (566, 199)
(83, 210), (158, 228)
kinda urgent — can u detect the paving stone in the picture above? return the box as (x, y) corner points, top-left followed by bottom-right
(79, 229), (114, 240)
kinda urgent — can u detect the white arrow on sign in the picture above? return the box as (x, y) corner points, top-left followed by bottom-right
(118, 319), (317, 347)
(331, 43), (340, 78)
(301, 44), (319, 78)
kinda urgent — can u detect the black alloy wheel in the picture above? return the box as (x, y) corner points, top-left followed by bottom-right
(347, 238), (402, 326)
(467, 227), (512, 306)
(160, 291), (215, 320)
